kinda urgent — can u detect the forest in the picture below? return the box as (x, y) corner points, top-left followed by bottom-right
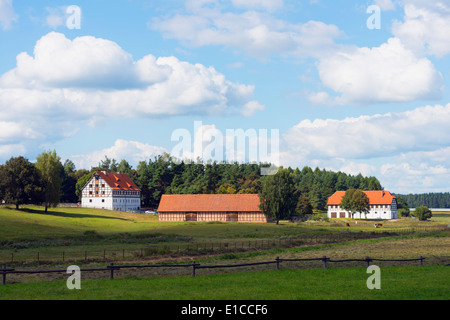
(73, 153), (383, 211)
(395, 192), (450, 209)
(5, 152), (445, 212)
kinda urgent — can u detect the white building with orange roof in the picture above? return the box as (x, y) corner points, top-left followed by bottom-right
(327, 190), (398, 220)
(81, 171), (141, 212)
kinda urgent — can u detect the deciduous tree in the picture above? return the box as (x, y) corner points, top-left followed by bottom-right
(259, 168), (298, 224)
(0, 157), (43, 209)
(340, 189), (370, 219)
(35, 150), (64, 212)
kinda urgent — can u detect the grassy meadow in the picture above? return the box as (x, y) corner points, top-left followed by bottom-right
(0, 205), (449, 300)
(1, 266), (448, 300)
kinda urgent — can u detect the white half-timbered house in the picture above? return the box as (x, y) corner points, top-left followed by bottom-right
(327, 190), (398, 220)
(81, 171), (141, 212)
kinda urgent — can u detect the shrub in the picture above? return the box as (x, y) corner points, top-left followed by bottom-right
(413, 206), (432, 221)
(83, 230), (103, 240)
(398, 208), (410, 217)
(310, 213), (329, 221)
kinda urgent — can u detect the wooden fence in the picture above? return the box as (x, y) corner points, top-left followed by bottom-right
(1, 225), (447, 265)
(1, 255), (429, 285)
(0, 234), (390, 265)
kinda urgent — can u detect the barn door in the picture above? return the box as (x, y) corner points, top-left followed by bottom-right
(226, 213), (238, 222)
(185, 212), (197, 221)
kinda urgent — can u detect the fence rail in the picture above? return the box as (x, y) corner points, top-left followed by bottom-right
(2, 225), (447, 265)
(1, 255), (430, 285)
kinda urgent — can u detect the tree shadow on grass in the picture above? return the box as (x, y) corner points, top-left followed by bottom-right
(5, 206), (131, 221)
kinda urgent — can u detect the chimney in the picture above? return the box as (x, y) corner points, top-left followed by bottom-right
(381, 191), (385, 197)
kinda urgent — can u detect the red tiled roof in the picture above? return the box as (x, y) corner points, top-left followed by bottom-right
(157, 194), (262, 212)
(95, 171), (140, 191)
(327, 190), (396, 205)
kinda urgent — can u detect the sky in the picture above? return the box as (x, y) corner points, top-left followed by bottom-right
(1, 0), (450, 194)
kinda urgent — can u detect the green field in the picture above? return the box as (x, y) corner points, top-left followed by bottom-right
(1, 266), (448, 300)
(0, 205), (449, 300)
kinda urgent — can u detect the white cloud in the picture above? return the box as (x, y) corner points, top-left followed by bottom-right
(282, 103), (450, 161)
(45, 7), (65, 29)
(171, 122), (277, 165)
(0, 144), (26, 159)
(0, 0), (17, 30)
(230, 0), (284, 11)
(392, 2), (450, 57)
(69, 139), (168, 170)
(379, 147), (450, 193)
(241, 100), (265, 117)
(151, 3), (343, 59)
(281, 104), (450, 193)
(313, 38), (443, 104)
(0, 32), (262, 159)
(374, 0), (396, 11)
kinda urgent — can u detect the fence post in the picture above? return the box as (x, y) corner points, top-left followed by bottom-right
(2, 265), (6, 286)
(109, 263), (115, 279)
(322, 256), (328, 269)
(419, 256), (424, 266)
(276, 257), (280, 270)
(192, 261), (196, 277)
(365, 256), (371, 267)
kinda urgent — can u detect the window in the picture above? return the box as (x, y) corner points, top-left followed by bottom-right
(102, 199), (105, 203)
(89, 199), (92, 203)
(102, 184), (105, 188)
(89, 184), (92, 188)
(89, 191), (93, 195)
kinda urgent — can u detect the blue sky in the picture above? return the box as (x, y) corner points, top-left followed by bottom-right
(1, 0), (450, 194)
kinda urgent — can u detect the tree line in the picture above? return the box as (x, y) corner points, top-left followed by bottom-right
(395, 192), (450, 209)
(0, 151), (383, 216)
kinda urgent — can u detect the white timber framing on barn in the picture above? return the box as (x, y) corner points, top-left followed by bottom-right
(81, 171), (141, 212)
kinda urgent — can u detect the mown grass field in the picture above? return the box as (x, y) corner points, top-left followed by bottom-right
(0, 205), (449, 300)
(1, 266), (448, 300)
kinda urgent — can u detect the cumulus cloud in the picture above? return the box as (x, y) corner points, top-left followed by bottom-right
(151, 2), (343, 59)
(283, 103), (450, 161)
(280, 104), (450, 193)
(0, 32), (262, 159)
(69, 139), (168, 170)
(379, 147), (450, 193)
(170, 122), (278, 165)
(392, 1), (450, 57)
(312, 38), (443, 105)
(240, 100), (265, 117)
(0, 0), (17, 30)
(153, 0), (444, 106)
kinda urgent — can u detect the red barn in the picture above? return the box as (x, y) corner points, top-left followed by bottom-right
(157, 194), (268, 222)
